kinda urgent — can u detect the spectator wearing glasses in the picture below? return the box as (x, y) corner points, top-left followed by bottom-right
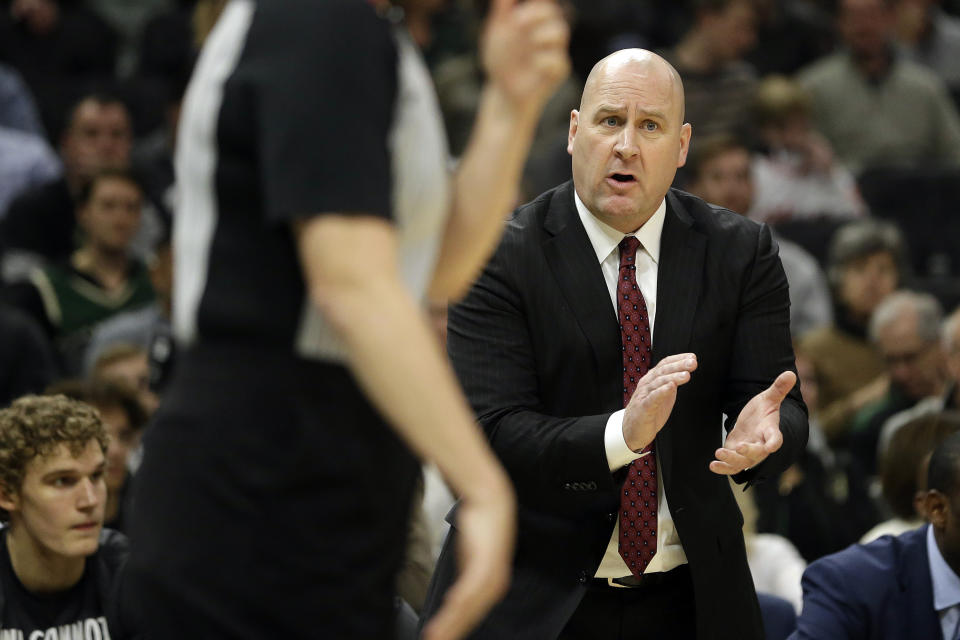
(849, 290), (948, 475)
(870, 305), (960, 480)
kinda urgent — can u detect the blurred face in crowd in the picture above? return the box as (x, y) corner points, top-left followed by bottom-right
(10, 0), (60, 36)
(98, 351), (159, 415)
(688, 146), (754, 215)
(61, 99), (133, 184)
(94, 404), (137, 491)
(874, 310), (946, 400)
(569, 50), (691, 233)
(78, 176), (143, 255)
(838, 250), (898, 320)
(761, 113), (811, 153)
(840, 0), (894, 58)
(0, 441), (106, 559)
(699, 0), (757, 63)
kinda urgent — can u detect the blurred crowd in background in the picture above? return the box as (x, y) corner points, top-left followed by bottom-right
(2, 0), (960, 621)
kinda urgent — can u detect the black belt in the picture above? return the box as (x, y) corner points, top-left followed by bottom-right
(592, 564), (689, 590)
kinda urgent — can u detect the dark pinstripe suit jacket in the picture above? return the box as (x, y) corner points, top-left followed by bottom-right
(421, 181), (808, 640)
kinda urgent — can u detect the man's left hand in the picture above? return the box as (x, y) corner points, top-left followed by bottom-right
(709, 371), (797, 476)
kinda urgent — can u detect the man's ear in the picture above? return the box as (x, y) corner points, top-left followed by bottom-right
(0, 483), (19, 514)
(567, 109), (579, 156)
(677, 123), (692, 168)
(924, 490), (948, 529)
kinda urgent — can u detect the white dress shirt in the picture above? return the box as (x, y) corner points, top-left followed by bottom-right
(573, 191), (688, 578)
(928, 524), (960, 640)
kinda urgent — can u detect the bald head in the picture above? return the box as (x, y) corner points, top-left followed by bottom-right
(580, 49), (686, 123)
(567, 48), (692, 234)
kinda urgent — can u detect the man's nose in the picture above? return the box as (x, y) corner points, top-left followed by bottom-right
(614, 126), (640, 159)
(77, 478), (100, 509)
(96, 133), (119, 154)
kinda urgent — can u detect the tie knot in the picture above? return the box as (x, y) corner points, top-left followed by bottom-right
(619, 236), (641, 265)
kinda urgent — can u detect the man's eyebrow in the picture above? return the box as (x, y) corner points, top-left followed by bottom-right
(41, 461), (106, 480)
(41, 467), (80, 480)
(636, 108), (668, 120)
(593, 105), (669, 121)
(593, 105), (625, 116)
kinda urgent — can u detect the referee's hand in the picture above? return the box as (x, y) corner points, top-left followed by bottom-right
(481, 0), (570, 118)
(422, 473), (516, 640)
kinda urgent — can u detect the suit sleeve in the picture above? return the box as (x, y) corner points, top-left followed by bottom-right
(791, 557), (867, 640)
(725, 223), (808, 486)
(447, 229), (617, 517)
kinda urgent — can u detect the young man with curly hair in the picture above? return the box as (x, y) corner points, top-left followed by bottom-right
(0, 394), (127, 640)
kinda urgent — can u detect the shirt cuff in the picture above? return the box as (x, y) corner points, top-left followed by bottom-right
(604, 409), (649, 472)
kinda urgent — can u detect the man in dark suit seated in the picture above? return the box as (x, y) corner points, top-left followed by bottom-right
(791, 421), (960, 640)
(420, 48), (808, 640)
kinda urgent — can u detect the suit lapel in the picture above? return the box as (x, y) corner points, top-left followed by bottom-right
(652, 191), (706, 491)
(542, 182), (621, 383)
(652, 191), (705, 364)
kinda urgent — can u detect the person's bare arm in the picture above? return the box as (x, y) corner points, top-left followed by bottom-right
(428, 0), (570, 301)
(295, 215), (514, 640)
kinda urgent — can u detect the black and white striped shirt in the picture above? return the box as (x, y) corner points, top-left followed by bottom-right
(172, 0), (450, 361)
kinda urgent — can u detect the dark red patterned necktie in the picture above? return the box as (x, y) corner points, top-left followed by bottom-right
(616, 236), (658, 577)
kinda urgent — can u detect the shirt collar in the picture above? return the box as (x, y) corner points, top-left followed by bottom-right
(573, 190), (665, 266)
(928, 523), (960, 611)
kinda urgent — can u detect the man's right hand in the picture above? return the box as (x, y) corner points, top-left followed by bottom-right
(422, 474), (516, 640)
(622, 353), (698, 452)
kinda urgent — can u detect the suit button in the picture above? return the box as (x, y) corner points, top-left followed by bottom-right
(578, 571), (588, 584)
(564, 483), (572, 490)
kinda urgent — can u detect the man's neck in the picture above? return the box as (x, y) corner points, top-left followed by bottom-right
(72, 247), (130, 292)
(5, 529), (86, 594)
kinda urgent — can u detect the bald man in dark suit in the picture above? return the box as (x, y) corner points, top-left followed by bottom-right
(421, 49), (808, 640)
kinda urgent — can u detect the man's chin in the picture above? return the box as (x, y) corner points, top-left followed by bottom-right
(595, 198), (650, 230)
(55, 535), (100, 559)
